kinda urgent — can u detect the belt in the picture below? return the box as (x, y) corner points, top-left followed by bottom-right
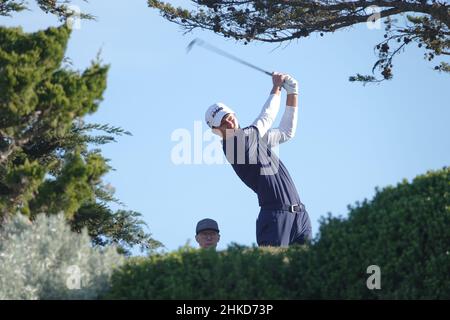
(260, 203), (305, 213)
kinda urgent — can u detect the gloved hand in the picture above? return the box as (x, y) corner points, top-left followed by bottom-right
(282, 75), (299, 95)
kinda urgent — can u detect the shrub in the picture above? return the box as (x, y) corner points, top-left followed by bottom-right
(107, 168), (450, 299)
(305, 167), (450, 299)
(0, 213), (124, 299)
(106, 245), (306, 299)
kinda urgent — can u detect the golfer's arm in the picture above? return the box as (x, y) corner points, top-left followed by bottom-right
(278, 94), (298, 139)
(287, 93), (297, 109)
(271, 85), (282, 95)
(263, 93), (298, 146)
(252, 87), (282, 137)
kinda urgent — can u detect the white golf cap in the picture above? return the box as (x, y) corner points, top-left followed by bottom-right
(205, 103), (235, 128)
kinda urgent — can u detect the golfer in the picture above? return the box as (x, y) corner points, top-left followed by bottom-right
(205, 72), (311, 246)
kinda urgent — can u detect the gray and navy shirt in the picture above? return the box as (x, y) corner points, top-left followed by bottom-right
(221, 94), (302, 207)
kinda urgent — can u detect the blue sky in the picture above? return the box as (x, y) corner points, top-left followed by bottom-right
(2, 0), (449, 252)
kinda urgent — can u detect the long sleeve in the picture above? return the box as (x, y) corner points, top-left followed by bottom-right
(251, 94), (281, 138)
(264, 105), (298, 146)
(278, 105), (298, 139)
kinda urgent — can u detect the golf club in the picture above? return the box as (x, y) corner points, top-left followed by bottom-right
(187, 38), (273, 77)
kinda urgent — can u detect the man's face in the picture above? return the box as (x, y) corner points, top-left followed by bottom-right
(212, 113), (239, 137)
(195, 229), (220, 249)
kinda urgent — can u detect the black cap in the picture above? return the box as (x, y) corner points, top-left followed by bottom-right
(196, 218), (219, 234)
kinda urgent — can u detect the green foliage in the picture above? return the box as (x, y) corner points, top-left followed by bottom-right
(107, 168), (450, 299)
(0, 25), (106, 217)
(0, 213), (124, 299)
(0, 0), (26, 16)
(106, 245), (304, 299)
(148, 0), (449, 83)
(0, 0), (94, 20)
(0, 25), (162, 254)
(29, 152), (107, 218)
(71, 204), (164, 255)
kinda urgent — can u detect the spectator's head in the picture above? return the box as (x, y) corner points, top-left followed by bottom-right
(195, 218), (220, 249)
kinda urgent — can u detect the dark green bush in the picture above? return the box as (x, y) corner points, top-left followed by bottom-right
(107, 168), (450, 299)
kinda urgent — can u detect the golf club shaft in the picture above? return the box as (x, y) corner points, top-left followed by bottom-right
(196, 40), (272, 77)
